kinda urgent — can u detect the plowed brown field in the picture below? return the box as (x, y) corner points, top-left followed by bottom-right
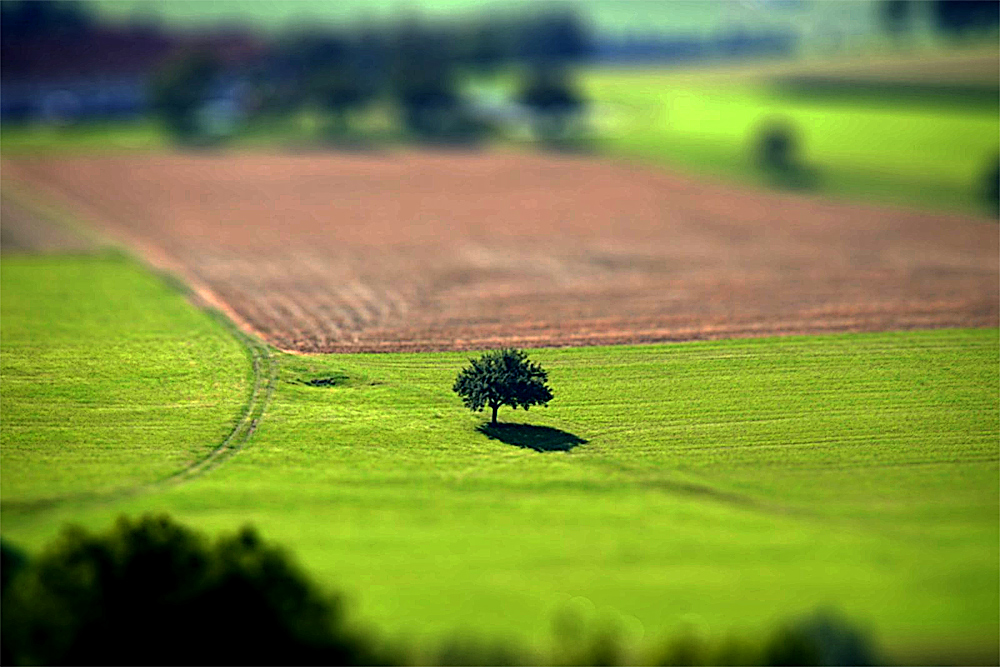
(0, 195), (95, 254)
(3, 151), (997, 352)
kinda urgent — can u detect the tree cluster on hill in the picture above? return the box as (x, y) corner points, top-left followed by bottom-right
(0, 0), (93, 41)
(151, 10), (592, 144)
(878, 0), (913, 43)
(931, 0), (1000, 37)
(878, 0), (1000, 41)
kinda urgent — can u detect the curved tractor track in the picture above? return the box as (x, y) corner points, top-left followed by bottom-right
(0, 318), (277, 514)
(158, 319), (277, 487)
(3, 150), (997, 353)
(0, 193), (279, 513)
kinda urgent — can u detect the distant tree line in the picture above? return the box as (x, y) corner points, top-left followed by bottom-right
(592, 30), (796, 65)
(0, 0), (93, 42)
(879, 0), (999, 40)
(152, 10), (591, 145)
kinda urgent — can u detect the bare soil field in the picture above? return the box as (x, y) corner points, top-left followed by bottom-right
(0, 195), (95, 254)
(3, 150), (997, 352)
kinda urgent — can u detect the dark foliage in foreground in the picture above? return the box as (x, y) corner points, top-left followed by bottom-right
(1, 516), (884, 666)
(0, 515), (384, 666)
(654, 609), (877, 666)
(761, 609), (878, 666)
(0, 539), (29, 595)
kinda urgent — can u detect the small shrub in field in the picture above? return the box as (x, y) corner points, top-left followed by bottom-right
(982, 154), (999, 217)
(752, 118), (819, 190)
(754, 119), (799, 174)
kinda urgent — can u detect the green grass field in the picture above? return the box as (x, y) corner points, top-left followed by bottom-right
(582, 65), (1000, 215)
(1, 253), (997, 663)
(0, 120), (169, 155)
(0, 255), (250, 504)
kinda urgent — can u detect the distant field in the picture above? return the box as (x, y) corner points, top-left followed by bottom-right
(0, 254), (250, 504)
(2, 45), (996, 215)
(582, 53), (1000, 215)
(0, 120), (168, 155)
(2, 253), (997, 662)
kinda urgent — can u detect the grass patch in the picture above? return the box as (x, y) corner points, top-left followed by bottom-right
(0, 120), (169, 155)
(0, 254), (250, 503)
(1, 257), (997, 662)
(582, 66), (1000, 215)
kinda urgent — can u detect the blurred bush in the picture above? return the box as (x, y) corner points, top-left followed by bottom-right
(0, 514), (385, 666)
(754, 119), (798, 174)
(932, 0), (1000, 39)
(139, 9), (592, 148)
(0, 539), (29, 595)
(752, 118), (819, 191)
(2, 514), (886, 666)
(434, 634), (533, 666)
(651, 609), (878, 666)
(150, 49), (223, 143)
(761, 609), (878, 666)
(519, 67), (586, 146)
(982, 154), (999, 217)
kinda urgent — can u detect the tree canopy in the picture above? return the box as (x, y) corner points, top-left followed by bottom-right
(453, 348), (553, 425)
(0, 514), (377, 666)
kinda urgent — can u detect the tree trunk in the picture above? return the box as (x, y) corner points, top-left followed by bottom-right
(491, 404), (498, 425)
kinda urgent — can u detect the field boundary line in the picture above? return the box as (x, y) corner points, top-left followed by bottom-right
(0, 169), (273, 346)
(1, 183), (111, 249)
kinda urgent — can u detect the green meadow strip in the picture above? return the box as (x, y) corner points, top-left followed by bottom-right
(1, 253), (996, 662)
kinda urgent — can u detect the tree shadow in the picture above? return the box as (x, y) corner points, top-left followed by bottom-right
(476, 423), (587, 452)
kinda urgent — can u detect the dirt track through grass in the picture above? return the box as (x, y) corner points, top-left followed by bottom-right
(155, 317), (276, 487)
(0, 253), (265, 511)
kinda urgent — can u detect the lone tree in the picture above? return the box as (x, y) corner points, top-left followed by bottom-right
(453, 348), (553, 425)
